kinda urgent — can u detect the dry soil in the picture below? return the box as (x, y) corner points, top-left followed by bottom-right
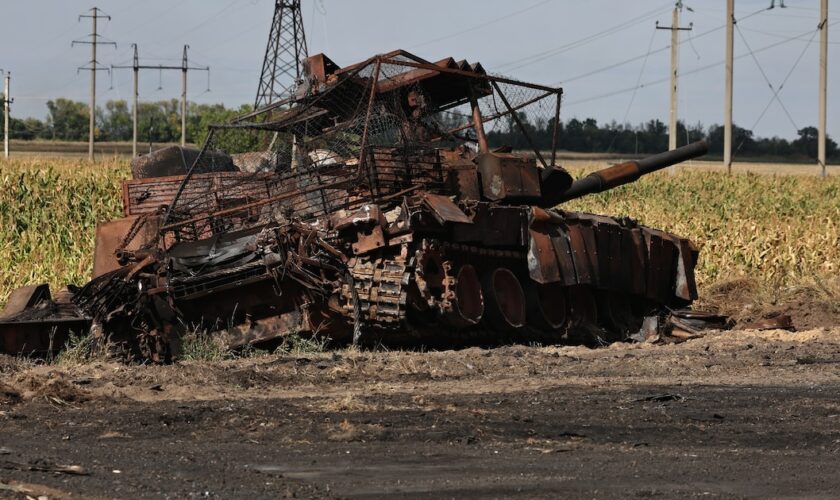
(2, 327), (840, 498)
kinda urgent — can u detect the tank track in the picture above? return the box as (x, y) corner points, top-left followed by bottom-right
(342, 256), (411, 336)
(341, 239), (660, 344)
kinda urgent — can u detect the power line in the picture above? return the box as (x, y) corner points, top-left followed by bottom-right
(3, 70), (11, 158)
(606, 28), (658, 153)
(496, 2), (674, 72)
(188, 19), (267, 57)
(551, 7), (768, 86)
(408, 0), (553, 50)
(623, 28), (659, 125)
(255, 0), (308, 110)
(151, 0), (247, 49)
(735, 23), (800, 132)
(740, 26), (840, 45)
(656, 2), (694, 154)
(564, 23), (831, 108)
(734, 23), (822, 157)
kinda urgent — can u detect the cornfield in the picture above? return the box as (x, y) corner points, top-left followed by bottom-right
(0, 158), (127, 303)
(565, 168), (840, 290)
(0, 158), (838, 304)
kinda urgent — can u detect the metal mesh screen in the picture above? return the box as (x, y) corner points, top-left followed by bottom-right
(160, 54), (562, 246)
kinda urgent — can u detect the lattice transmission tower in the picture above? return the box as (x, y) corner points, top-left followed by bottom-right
(254, 0), (308, 110)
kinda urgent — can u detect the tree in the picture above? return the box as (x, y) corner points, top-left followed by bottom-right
(707, 123), (754, 156)
(192, 103), (259, 153)
(676, 121), (706, 148)
(641, 119), (668, 153)
(137, 101), (178, 144)
(45, 99), (89, 141)
(98, 100), (132, 141)
(563, 118), (586, 151)
(7, 116), (47, 140)
(792, 126), (819, 159)
(790, 126), (839, 161)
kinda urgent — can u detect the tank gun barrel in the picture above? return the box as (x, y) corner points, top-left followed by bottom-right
(558, 140), (709, 203)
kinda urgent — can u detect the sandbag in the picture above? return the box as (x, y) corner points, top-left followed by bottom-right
(131, 145), (238, 179)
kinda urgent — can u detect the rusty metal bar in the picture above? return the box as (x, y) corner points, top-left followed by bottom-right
(380, 58), (560, 94)
(490, 80), (548, 169)
(159, 127), (217, 250)
(468, 84), (489, 154)
(358, 58), (382, 194)
(551, 90), (562, 167)
(374, 184), (422, 204)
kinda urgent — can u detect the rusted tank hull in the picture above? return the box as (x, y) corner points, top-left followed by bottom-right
(0, 48), (714, 360)
(61, 198), (698, 358)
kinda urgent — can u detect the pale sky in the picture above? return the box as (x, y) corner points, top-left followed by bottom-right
(1, 0), (836, 139)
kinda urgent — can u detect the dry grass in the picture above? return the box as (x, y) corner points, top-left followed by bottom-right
(1, 157), (837, 308)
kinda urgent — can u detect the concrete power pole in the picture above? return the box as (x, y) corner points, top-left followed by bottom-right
(73, 7), (115, 161)
(132, 45), (139, 157)
(2, 70), (10, 159)
(818, 0), (828, 178)
(113, 45), (208, 154)
(724, 0), (735, 174)
(181, 46), (188, 147)
(668, 6), (680, 153)
(657, 2), (692, 173)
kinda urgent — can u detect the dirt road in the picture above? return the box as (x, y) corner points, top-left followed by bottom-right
(2, 328), (840, 498)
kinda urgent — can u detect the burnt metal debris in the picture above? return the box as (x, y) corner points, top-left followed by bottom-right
(0, 50), (713, 361)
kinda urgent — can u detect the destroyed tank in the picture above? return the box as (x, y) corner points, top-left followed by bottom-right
(0, 50), (710, 361)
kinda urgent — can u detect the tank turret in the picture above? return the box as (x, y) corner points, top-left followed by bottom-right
(467, 142), (709, 208)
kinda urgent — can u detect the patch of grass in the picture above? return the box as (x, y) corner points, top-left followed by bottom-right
(53, 332), (106, 365)
(235, 342), (271, 359)
(179, 331), (230, 362)
(178, 327), (320, 361)
(275, 332), (330, 354)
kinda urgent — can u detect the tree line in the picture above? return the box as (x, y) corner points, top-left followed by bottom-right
(2, 96), (837, 161)
(2, 97), (248, 146)
(486, 114), (839, 161)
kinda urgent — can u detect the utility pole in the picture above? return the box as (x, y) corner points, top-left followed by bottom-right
(73, 7), (115, 161)
(132, 45), (139, 157)
(657, 1), (693, 173)
(818, 0), (828, 178)
(2, 70), (10, 159)
(181, 46), (188, 146)
(113, 45), (208, 154)
(724, 0), (734, 174)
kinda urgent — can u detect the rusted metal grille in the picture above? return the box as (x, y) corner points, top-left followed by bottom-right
(157, 52), (560, 246)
